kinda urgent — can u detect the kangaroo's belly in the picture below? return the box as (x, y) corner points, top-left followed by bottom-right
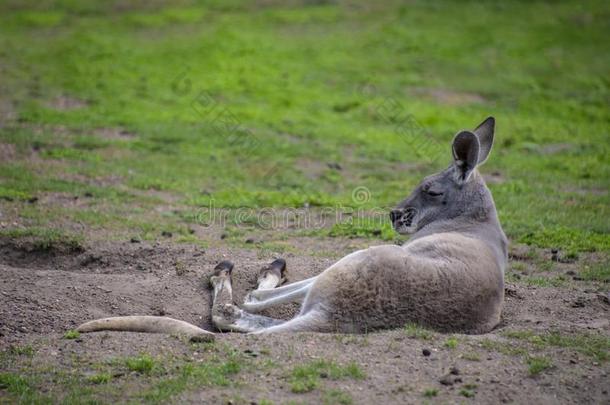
(305, 234), (504, 334)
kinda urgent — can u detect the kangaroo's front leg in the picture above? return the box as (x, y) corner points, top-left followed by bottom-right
(248, 275), (317, 300)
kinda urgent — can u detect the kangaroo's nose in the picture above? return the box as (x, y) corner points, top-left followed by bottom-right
(390, 209), (403, 223)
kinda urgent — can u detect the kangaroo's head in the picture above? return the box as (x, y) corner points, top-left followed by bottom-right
(391, 117), (499, 235)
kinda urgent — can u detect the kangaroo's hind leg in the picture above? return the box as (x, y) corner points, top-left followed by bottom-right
(210, 261), (286, 333)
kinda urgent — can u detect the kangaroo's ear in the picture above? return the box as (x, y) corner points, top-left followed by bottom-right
(452, 131), (480, 183)
(473, 116), (495, 165)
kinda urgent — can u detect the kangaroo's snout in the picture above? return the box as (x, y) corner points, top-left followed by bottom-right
(390, 207), (417, 233)
(389, 209), (402, 223)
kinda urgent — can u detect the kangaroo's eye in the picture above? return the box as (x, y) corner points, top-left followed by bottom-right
(422, 183), (443, 197)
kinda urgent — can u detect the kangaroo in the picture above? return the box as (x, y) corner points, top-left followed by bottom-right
(77, 116), (507, 338)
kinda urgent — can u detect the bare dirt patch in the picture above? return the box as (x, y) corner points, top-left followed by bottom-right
(540, 143), (574, 155)
(0, 98), (16, 123)
(0, 239), (608, 404)
(47, 95), (89, 111)
(484, 170), (506, 184)
(0, 142), (16, 161)
(409, 87), (487, 106)
(92, 127), (137, 140)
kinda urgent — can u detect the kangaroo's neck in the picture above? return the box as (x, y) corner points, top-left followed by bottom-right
(409, 214), (508, 272)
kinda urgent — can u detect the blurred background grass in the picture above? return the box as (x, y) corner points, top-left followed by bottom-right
(0, 0), (608, 254)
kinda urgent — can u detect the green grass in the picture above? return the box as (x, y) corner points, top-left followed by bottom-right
(8, 345), (35, 357)
(0, 346), (249, 404)
(462, 352), (481, 362)
(502, 330), (610, 362)
(444, 337), (459, 349)
(423, 388), (438, 397)
(459, 388), (475, 398)
(0, 185), (33, 201)
(86, 373), (112, 384)
(125, 354), (158, 374)
(290, 360), (365, 393)
(0, 227), (84, 252)
(580, 262), (610, 282)
(479, 338), (528, 357)
(0, 372), (32, 396)
(527, 356), (553, 376)
(62, 330), (80, 340)
(0, 0), (607, 256)
(522, 275), (568, 288)
(323, 389), (353, 405)
(404, 323), (434, 340)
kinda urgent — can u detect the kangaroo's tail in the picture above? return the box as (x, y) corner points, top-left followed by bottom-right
(76, 316), (215, 342)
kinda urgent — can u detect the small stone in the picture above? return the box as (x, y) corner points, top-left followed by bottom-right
(439, 375), (454, 386)
(422, 348), (431, 357)
(571, 298), (586, 308)
(596, 294), (610, 305)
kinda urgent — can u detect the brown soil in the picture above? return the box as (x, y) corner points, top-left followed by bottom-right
(408, 87), (487, 106)
(0, 142), (16, 162)
(47, 95), (89, 111)
(92, 127), (136, 140)
(0, 238), (608, 404)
